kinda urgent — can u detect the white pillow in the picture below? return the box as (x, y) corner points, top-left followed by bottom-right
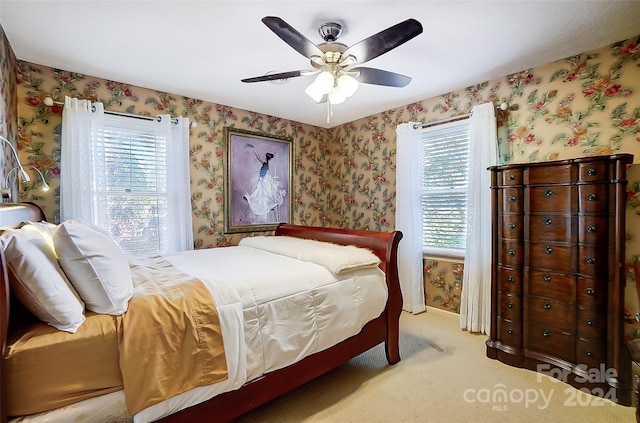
(21, 221), (61, 263)
(53, 221), (133, 315)
(1, 231), (86, 333)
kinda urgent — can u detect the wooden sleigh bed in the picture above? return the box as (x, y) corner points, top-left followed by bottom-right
(0, 202), (403, 423)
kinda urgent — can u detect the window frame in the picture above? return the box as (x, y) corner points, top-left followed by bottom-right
(93, 114), (170, 256)
(420, 118), (470, 259)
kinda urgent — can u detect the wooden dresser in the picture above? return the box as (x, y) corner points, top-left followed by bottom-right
(486, 153), (634, 405)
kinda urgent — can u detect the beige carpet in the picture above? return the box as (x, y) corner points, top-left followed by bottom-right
(233, 308), (636, 423)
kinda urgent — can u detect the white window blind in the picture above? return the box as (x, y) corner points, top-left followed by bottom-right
(94, 115), (168, 256)
(421, 119), (470, 256)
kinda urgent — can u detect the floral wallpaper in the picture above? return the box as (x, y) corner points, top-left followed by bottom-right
(0, 24), (17, 193)
(327, 34), (640, 314)
(11, 63), (329, 248)
(1, 26), (640, 316)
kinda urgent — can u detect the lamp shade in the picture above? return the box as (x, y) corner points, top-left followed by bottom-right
(337, 74), (359, 98)
(328, 86), (346, 105)
(305, 82), (324, 103)
(314, 71), (335, 95)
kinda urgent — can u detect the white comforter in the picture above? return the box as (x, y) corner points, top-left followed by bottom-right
(140, 238), (387, 422)
(10, 239), (388, 423)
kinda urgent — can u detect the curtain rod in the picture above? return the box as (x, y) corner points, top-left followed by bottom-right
(43, 96), (181, 125)
(413, 113), (471, 130)
(412, 102), (509, 130)
(91, 106), (179, 125)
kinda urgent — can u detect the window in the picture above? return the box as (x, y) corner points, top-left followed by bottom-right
(93, 115), (169, 256)
(421, 119), (470, 257)
(61, 100), (192, 257)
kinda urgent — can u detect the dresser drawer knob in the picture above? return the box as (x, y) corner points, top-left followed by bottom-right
(586, 351), (593, 357)
(508, 195), (517, 202)
(508, 276), (515, 283)
(543, 274), (552, 282)
(543, 302), (552, 310)
(509, 222), (516, 229)
(544, 218), (552, 226)
(586, 193), (597, 201)
(507, 329), (513, 335)
(545, 189), (553, 197)
(586, 168), (597, 176)
(508, 303), (514, 309)
(508, 249), (516, 256)
(586, 257), (596, 264)
(508, 174), (515, 181)
(543, 329), (551, 337)
(544, 246), (553, 254)
(587, 319), (593, 326)
(587, 225), (597, 233)
(586, 287), (595, 295)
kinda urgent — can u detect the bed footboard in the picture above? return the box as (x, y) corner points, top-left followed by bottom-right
(274, 223), (403, 364)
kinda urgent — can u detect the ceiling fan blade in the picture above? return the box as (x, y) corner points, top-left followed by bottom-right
(341, 18), (423, 64)
(241, 70), (304, 83)
(353, 67), (412, 87)
(262, 16), (324, 59)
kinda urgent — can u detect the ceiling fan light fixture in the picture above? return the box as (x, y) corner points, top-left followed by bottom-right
(337, 74), (359, 98)
(305, 82), (324, 103)
(314, 71), (335, 94)
(328, 85), (346, 105)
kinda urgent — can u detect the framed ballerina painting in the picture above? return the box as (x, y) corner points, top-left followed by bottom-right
(223, 127), (293, 233)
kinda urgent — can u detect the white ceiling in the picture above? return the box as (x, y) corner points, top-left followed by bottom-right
(1, 1), (640, 128)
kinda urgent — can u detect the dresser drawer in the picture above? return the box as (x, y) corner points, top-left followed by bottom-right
(525, 164), (573, 185)
(500, 293), (521, 321)
(526, 215), (574, 242)
(499, 187), (523, 213)
(499, 318), (522, 349)
(578, 215), (609, 245)
(576, 277), (607, 309)
(500, 239), (523, 267)
(526, 322), (573, 363)
(576, 338), (606, 370)
(499, 215), (523, 240)
(526, 296), (573, 332)
(578, 162), (609, 183)
(499, 266), (522, 294)
(526, 185), (576, 213)
(527, 242), (575, 273)
(576, 308), (606, 340)
(577, 246), (609, 278)
(500, 169), (523, 186)
(526, 270), (573, 302)
(578, 184), (608, 213)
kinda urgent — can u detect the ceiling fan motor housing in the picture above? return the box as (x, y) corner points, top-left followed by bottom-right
(319, 22), (342, 42)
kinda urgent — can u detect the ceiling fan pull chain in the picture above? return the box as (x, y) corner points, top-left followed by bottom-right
(326, 100), (332, 124)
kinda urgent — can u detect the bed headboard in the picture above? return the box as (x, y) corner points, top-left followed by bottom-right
(0, 202), (46, 228)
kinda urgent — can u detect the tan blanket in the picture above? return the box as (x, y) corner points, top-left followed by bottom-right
(116, 257), (228, 415)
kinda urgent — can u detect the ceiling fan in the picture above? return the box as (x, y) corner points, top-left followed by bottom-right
(241, 16), (423, 122)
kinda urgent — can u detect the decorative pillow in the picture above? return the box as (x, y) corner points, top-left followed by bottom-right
(53, 221), (133, 315)
(1, 231), (86, 333)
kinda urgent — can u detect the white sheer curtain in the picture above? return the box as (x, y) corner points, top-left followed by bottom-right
(459, 102), (498, 333)
(60, 96), (99, 222)
(60, 96), (193, 253)
(158, 114), (194, 251)
(395, 122), (426, 314)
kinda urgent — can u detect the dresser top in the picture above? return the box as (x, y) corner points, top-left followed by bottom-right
(488, 153), (634, 171)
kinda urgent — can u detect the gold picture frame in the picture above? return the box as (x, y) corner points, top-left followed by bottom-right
(223, 127), (293, 233)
